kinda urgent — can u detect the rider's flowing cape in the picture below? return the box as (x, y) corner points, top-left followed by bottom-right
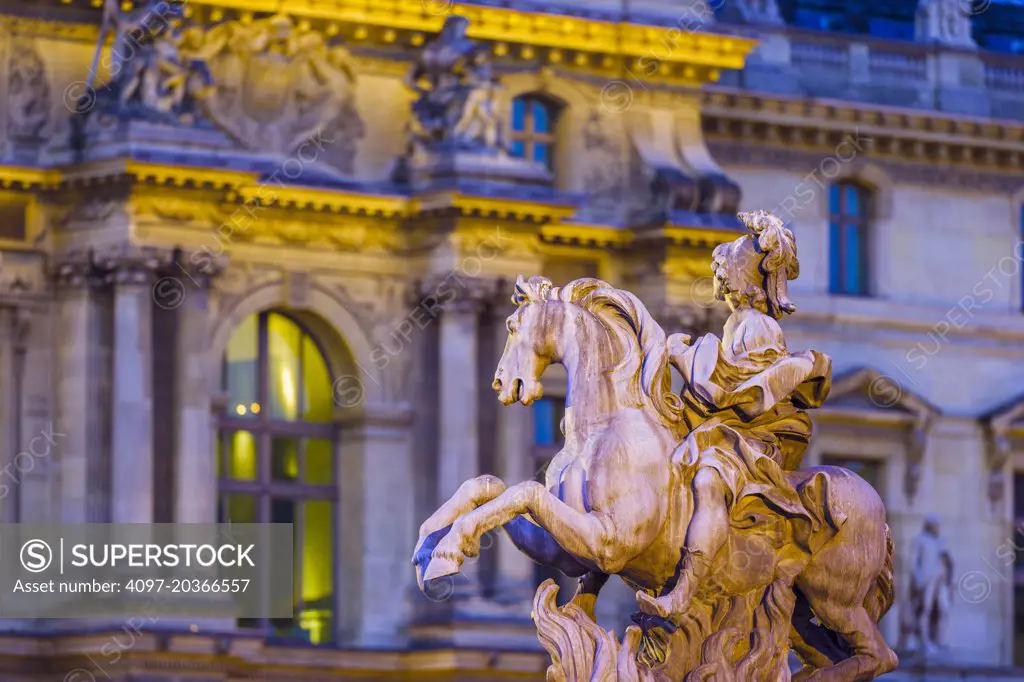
(669, 307), (841, 562)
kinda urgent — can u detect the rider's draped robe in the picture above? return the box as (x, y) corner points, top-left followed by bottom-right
(669, 306), (842, 566)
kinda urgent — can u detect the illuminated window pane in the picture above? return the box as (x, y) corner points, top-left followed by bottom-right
(299, 500), (335, 644)
(305, 439), (333, 485)
(302, 336), (333, 423)
(271, 437), (300, 482)
(221, 493), (257, 524)
(226, 430), (257, 481)
(268, 313), (302, 421)
(224, 313), (258, 416)
(218, 310), (336, 646)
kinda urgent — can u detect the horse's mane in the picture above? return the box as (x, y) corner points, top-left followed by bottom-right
(513, 276), (683, 428)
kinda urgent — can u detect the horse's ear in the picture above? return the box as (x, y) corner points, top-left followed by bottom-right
(512, 275), (527, 306)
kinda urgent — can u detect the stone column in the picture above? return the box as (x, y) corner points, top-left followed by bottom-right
(436, 288), (485, 593)
(173, 264), (219, 524)
(54, 258), (107, 523)
(491, 301), (535, 606)
(337, 403), (415, 647)
(106, 252), (158, 524)
(0, 305), (28, 523)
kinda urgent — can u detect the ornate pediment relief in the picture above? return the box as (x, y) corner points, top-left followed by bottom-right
(183, 13), (364, 165)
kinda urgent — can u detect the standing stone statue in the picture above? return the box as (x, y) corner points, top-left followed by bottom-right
(901, 514), (954, 654)
(104, 0), (212, 122)
(413, 210), (899, 681)
(915, 0), (976, 48)
(403, 15), (503, 154)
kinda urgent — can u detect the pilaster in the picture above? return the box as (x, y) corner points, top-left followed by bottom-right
(336, 403), (416, 648)
(53, 254), (109, 523)
(0, 303), (30, 523)
(173, 258), (224, 525)
(98, 246), (165, 524)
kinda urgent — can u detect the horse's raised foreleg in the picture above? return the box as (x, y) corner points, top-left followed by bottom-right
(424, 480), (645, 584)
(637, 468), (729, 619)
(412, 474), (506, 589)
(415, 474), (506, 547)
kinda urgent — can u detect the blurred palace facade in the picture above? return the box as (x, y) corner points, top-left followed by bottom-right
(1, 0), (1024, 680)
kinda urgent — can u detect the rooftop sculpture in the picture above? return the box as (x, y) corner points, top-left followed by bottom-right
(413, 210), (898, 681)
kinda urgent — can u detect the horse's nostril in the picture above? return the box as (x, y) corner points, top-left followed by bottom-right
(492, 378), (503, 392)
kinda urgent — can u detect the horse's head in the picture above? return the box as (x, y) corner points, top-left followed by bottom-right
(492, 276), (560, 406)
(492, 276), (684, 433)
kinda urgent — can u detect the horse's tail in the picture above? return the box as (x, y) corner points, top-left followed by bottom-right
(864, 524), (895, 622)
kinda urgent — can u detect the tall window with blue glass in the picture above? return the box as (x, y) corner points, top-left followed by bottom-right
(829, 182), (871, 296)
(509, 94), (560, 170)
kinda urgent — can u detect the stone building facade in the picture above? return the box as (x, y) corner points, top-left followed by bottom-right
(0, 0), (1023, 679)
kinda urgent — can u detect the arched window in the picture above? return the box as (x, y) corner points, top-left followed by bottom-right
(509, 94), (560, 169)
(829, 182), (871, 296)
(218, 311), (336, 645)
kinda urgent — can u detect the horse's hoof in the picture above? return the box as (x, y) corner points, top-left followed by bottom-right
(630, 610), (678, 635)
(422, 554), (462, 583)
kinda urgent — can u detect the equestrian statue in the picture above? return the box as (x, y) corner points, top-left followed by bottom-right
(413, 210), (898, 682)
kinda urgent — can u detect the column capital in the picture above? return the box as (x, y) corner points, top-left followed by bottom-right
(165, 251), (229, 291)
(0, 305), (31, 349)
(414, 274), (498, 315)
(89, 245), (175, 287)
(52, 251), (106, 292)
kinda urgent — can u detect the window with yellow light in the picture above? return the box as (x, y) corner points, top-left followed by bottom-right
(218, 311), (337, 645)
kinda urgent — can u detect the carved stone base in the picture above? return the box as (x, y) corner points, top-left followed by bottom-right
(50, 113), (236, 166)
(49, 114), (357, 186)
(397, 148), (553, 193)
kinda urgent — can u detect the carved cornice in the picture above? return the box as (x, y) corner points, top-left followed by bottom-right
(540, 223), (632, 249)
(181, 0), (755, 79)
(703, 89), (1024, 192)
(234, 185), (408, 218)
(0, 166), (61, 192)
(410, 193), (577, 225)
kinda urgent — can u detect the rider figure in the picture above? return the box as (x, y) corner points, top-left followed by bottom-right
(638, 210), (833, 620)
